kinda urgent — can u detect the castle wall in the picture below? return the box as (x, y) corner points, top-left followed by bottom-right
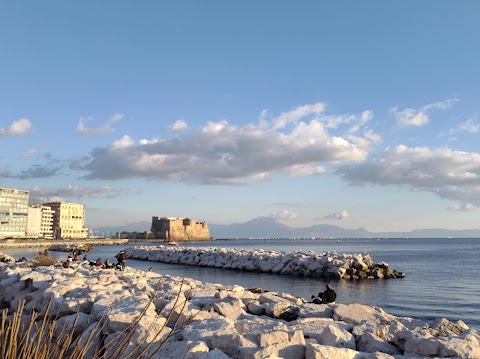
(150, 216), (210, 241)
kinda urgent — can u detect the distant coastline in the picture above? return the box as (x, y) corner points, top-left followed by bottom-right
(91, 217), (480, 240)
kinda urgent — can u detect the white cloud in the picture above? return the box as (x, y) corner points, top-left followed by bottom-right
(111, 135), (135, 150)
(393, 108), (430, 127)
(0, 118), (32, 136)
(271, 209), (298, 220)
(338, 145), (480, 206)
(324, 210), (350, 219)
(273, 102), (326, 130)
(22, 149), (38, 158)
(449, 119), (479, 134)
(447, 202), (477, 211)
(391, 98), (458, 127)
(363, 129), (382, 143)
(77, 113), (124, 137)
(78, 104), (379, 185)
(140, 138), (159, 145)
(170, 119), (189, 131)
(348, 110), (374, 134)
(29, 185), (126, 203)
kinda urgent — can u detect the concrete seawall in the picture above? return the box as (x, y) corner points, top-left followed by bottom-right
(126, 246), (405, 279)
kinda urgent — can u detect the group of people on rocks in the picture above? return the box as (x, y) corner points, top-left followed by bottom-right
(62, 250), (128, 271)
(56, 244), (128, 270)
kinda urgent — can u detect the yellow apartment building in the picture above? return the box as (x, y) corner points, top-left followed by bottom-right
(43, 201), (88, 239)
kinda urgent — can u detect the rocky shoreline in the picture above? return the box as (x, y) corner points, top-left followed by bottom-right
(0, 255), (478, 358)
(125, 245), (405, 280)
(0, 239), (129, 249)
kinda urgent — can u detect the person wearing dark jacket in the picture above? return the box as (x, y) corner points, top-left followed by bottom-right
(322, 284), (337, 304)
(116, 251), (128, 271)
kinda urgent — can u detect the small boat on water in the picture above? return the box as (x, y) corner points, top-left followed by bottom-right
(168, 241), (179, 246)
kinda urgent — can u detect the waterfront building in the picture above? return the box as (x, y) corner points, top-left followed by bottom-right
(43, 201), (88, 239)
(149, 216), (210, 241)
(0, 187), (29, 238)
(27, 204), (55, 239)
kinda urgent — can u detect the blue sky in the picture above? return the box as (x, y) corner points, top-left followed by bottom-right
(1, 1), (479, 232)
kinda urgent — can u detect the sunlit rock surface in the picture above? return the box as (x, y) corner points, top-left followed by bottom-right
(0, 260), (477, 359)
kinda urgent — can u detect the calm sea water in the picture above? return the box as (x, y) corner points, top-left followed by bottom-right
(3, 237), (480, 329)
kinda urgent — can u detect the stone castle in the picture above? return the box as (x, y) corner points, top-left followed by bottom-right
(148, 216), (210, 241)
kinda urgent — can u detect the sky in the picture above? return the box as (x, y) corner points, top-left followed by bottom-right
(0, 1), (479, 233)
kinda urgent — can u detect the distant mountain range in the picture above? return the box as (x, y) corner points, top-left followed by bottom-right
(90, 216), (480, 239)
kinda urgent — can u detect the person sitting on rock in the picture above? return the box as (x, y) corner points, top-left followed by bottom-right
(73, 253), (79, 261)
(63, 260), (71, 269)
(322, 284), (337, 304)
(95, 258), (104, 267)
(104, 259), (114, 269)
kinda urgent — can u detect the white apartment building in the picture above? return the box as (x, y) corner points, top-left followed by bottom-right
(27, 204), (54, 239)
(0, 187), (29, 238)
(40, 205), (54, 239)
(43, 202), (88, 239)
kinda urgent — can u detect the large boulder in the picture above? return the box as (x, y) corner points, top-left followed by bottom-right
(430, 317), (469, 337)
(263, 302), (300, 322)
(356, 332), (402, 355)
(305, 343), (363, 359)
(317, 324), (356, 350)
(333, 304), (394, 325)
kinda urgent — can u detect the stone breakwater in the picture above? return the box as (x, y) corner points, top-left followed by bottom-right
(126, 246), (405, 279)
(0, 261), (478, 358)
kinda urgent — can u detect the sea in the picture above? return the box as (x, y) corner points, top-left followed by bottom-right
(2, 237), (479, 330)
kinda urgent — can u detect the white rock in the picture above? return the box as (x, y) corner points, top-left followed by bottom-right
(356, 333), (402, 355)
(213, 301), (247, 321)
(211, 333), (258, 356)
(305, 343), (363, 359)
(197, 349), (233, 359)
(235, 316), (288, 335)
(181, 317), (237, 346)
(333, 304), (394, 325)
(54, 312), (91, 339)
(299, 303), (333, 318)
(69, 322), (102, 359)
(318, 324), (356, 350)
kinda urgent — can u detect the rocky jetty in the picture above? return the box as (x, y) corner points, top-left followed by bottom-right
(48, 243), (95, 253)
(126, 246), (405, 279)
(0, 260), (478, 358)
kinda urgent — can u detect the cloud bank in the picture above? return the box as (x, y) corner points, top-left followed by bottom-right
(338, 145), (480, 207)
(29, 185), (126, 204)
(79, 104), (377, 184)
